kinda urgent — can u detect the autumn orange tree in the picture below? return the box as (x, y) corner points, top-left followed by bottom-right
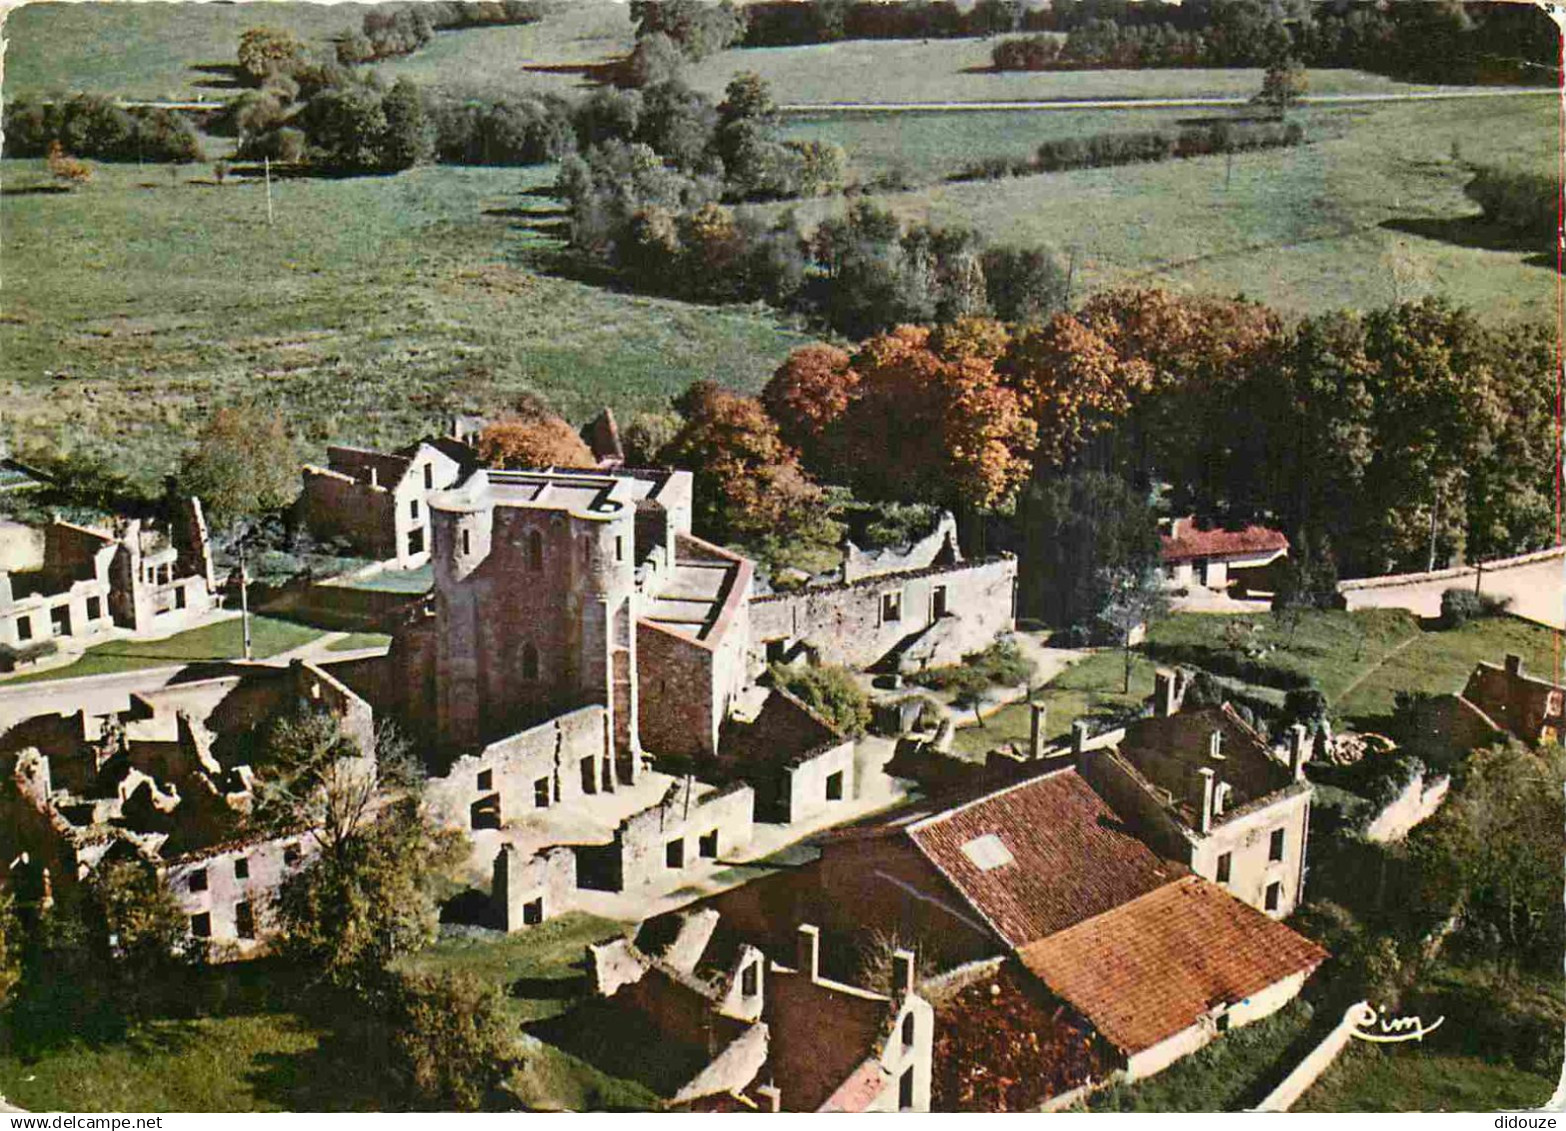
(661, 381), (826, 542)
(476, 404), (596, 470)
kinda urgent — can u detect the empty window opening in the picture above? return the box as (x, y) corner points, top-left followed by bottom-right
(1216, 1010), (1231, 1033)
(424, 464), (434, 490)
(470, 794), (500, 831)
(825, 771), (844, 802)
(899, 1067), (915, 1112)
(741, 961), (759, 997)
(534, 777), (551, 809)
(699, 829), (719, 859)
(234, 856), (249, 881)
(174, 586), (187, 610)
(615, 535), (624, 563)
(765, 639), (788, 663)
(283, 843), (301, 866)
(408, 527), (425, 556)
(410, 498), (420, 521)
(190, 912), (211, 939)
(1215, 852), (1232, 884)
(15, 616), (32, 642)
(581, 756), (597, 795)
(86, 596), (102, 621)
(960, 834), (1013, 871)
(235, 901), (255, 940)
(461, 528), (472, 555)
(932, 585), (948, 619)
(1269, 828), (1285, 862)
(881, 591), (902, 624)
(477, 769), (493, 792)
(50, 606), (70, 637)
(666, 838), (685, 869)
(188, 868), (208, 893)
(528, 530), (544, 571)
(902, 1011), (916, 1048)
(523, 898), (544, 927)
(522, 643), (539, 681)
(1265, 881), (1282, 912)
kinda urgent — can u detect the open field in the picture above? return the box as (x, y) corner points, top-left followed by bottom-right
(954, 611), (1562, 759)
(764, 94), (1556, 322)
(0, 160), (813, 490)
(1297, 1046), (1556, 1112)
(1, 615), (324, 685)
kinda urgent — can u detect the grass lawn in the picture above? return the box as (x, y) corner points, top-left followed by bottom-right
(762, 94), (1556, 322)
(338, 565), (435, 594)
(1297, 1044), (1555, 1112)
(397, 914), (661, 1112)
(951, 649), (1155, 759)
(2, 615), (323, 685)
(0, 160), (813, 491)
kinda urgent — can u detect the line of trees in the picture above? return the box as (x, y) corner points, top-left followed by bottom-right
(743, 0), (1045, 46)
(991, 0), (1553, 84)
(336, 2), (545, 65)
(3, 94), (205, 163)
(956, 117), (1303, 182)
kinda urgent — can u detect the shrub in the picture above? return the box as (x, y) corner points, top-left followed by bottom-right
(1439, 587), (1482, 629)
(769, 662), (872, 736)
(914, 640), (1038, 692)
(0, 639), (59, 672)
(381, 970), (520, 1111)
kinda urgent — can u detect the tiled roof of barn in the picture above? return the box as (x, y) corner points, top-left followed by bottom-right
(906, 768), (1185, 948)
(1018, 876), (1327, 1054)
(1161, 517), (1288, 563)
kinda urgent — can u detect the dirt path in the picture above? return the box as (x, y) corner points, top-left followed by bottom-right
(1332, 631), (1422, 707)
(778, 87), (1552, 114)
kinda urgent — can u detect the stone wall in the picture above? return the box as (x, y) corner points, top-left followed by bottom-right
(750, 556), (1016, 673)
(1125, 969), (1308, 1082)
(637, 621), (718, 759)
(778, 739), (856, 826)
(303, 467), (399, 561)
(165, 832), (317, 955)
(1363, 770), (1450, 843)
(425, 705), (610, 834)
(493, 843), (578, 930)
(578, 779), (755, 892)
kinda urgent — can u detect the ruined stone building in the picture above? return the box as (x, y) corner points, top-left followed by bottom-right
(1079, 670), (1314, 919)
(1461, 653), (1564, 746)
(300, 441), (469, 568)
(0, 501), (218, 659)
(0, 660), (373, 954)
(569, 909), (933, 1111)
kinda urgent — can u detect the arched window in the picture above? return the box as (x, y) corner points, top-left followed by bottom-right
(901, 1011), (916, 1048)
(527, 530), (544, 572)
(522, 643), (539, 681)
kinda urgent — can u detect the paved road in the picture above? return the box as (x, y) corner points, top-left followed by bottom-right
(778, 86), (1554, 113)
(1341, 553), (1564, 631)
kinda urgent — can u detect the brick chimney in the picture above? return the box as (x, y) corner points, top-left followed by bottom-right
(891, 949), (916, 1001)
(1289, 723), (1309, 781)
(1505, 653), (1523, 677)
(1198, 767), (1215, 834)
(1029, 702), (1047, 759)
(368, 466), (379, 489)
(796, 923), (820, 983)
(1154, 669), (1179, 718)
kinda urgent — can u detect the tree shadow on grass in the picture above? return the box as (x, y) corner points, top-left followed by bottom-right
(525, 999), (703, 1098)
(519, 60), (623, 88)
(1380, 216), (1558, 272)
(190, 63), (245, 91)
(1, 185), (71, 197)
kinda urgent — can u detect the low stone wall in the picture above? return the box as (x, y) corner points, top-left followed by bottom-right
(1363, 770), (1450, 843)
(1253, 1001), (1371, 1112)
(579, 779), (755, 891)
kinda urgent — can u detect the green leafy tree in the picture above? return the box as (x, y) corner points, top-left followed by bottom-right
(237, 27), (308, 84)
(1019, 470), (1160, 630)
(177, 403), (297, 527)
(383, 970), (522, 1110)
(380, 78), (434, 169)
(769, 663), (871, 736)
(84, 859), (201, 1015)
(1255, 57), (1309, 117)
(0, 890), (22, 1010)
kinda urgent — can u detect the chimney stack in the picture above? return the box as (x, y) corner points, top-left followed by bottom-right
(1154, 669), (1179, 718)
(1198, 767), (1215, 834)
(1208, 730), (1224, 761)
(891, 949), (916, 1001)
(1289, 724), (1309, 781)
(1505, 653), (1523, 677)
(368, 466), (379, 489)
(1029, 702), (1047, 760)
(796, 923), (820, 983)
(1072, 719), (1091, 756)
(756, 1085), (781, 1113)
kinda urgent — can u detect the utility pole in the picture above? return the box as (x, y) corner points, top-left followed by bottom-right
(264, 155), (274, 226)
(237, 533), (253, 661)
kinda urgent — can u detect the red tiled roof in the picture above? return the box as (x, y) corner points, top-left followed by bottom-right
(907, 769), (1185, 948)
(1161, 517), (1288, 563)
(1018, 876), (1327, 1054)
